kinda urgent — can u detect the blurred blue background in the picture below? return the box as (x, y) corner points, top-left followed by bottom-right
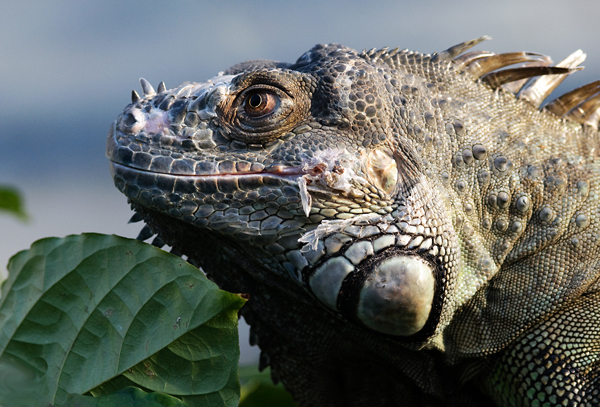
(2, 0), (600, 364)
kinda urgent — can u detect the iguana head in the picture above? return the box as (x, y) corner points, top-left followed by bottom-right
(109, 38), (583, 347)
(107, 42), (449, 343)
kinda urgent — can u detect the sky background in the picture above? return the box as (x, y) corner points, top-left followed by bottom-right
(2, 0), (600, 364)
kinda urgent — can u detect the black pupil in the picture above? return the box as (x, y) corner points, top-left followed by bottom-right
(248, 94), (263, 108)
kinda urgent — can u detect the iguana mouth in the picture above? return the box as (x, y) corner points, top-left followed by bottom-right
(109, 161), (304, 205)
(110, 161), (306, 179)
(110, 160), (353, 220)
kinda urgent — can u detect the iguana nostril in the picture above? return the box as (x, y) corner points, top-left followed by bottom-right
(124, 113), (137, 127)
(356, 256), (435, 336)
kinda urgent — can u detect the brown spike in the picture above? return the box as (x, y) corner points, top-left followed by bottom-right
(545, 80), (600, 117)
(379, 47), (401, 66)
(151, 236), (165, 248)
(466, 52), (551, 79)
(584, 108), (600, 129)
(432, 36), (492, 62)
(371, 47), (388, 61)
(482, 67), (577, 89)
(364, 48), (377, 57)
(387, 47), (400, 57)
(519, 50), (586, 107)
(453, 51), (496, 71)
(258, 351), (270, 372)
(565, 94), (600, 125)
(128, 211), (144, 223)
(139, 77), (155, 96)
(131, 89), (140, 103)
(136, 225), (154, 241)
(380, 47), (400, 63)
(502, 57), (554, 94)
(271, 368), (280, 385)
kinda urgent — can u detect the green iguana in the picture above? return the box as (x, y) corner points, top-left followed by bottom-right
(107, 37), (600, 406)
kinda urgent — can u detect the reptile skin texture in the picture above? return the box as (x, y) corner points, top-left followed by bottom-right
(107, 37), (600, 406)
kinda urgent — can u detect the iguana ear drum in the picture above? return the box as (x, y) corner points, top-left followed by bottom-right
(365, 150), (398, 196)
(307, 254), (435, 337)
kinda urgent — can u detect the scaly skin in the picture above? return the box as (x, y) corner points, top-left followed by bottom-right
(107, 38), (600, 406)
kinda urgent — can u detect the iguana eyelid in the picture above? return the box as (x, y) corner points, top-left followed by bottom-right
(234, 84), (289, 124)
(215, 75), (309, 143)
(230, 90), (295, 140)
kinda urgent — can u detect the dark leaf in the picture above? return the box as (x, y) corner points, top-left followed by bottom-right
(0, 234), (246, 406)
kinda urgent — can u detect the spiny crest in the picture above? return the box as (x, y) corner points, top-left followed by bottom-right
(545, 81), (600, 117)
(364, 36), (600, 129)
(447, 39), (600, 128)
(360, 46), (433, 68)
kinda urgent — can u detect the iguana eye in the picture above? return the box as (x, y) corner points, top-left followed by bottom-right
(231, 84), (296, 138)
(219, 74), (311, 143)
(244, 91), (279, 118)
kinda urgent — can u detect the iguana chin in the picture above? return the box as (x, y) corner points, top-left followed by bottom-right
(107, 36), (600, 406)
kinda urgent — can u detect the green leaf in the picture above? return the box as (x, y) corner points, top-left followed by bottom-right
(0, 354), (47, 407)
(0, 233), (246, 406)
(0, 186), (27, 220)
(91, 311), (242, 407)
(62, 387), (189, 407)
(239, 366), (298, 407)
